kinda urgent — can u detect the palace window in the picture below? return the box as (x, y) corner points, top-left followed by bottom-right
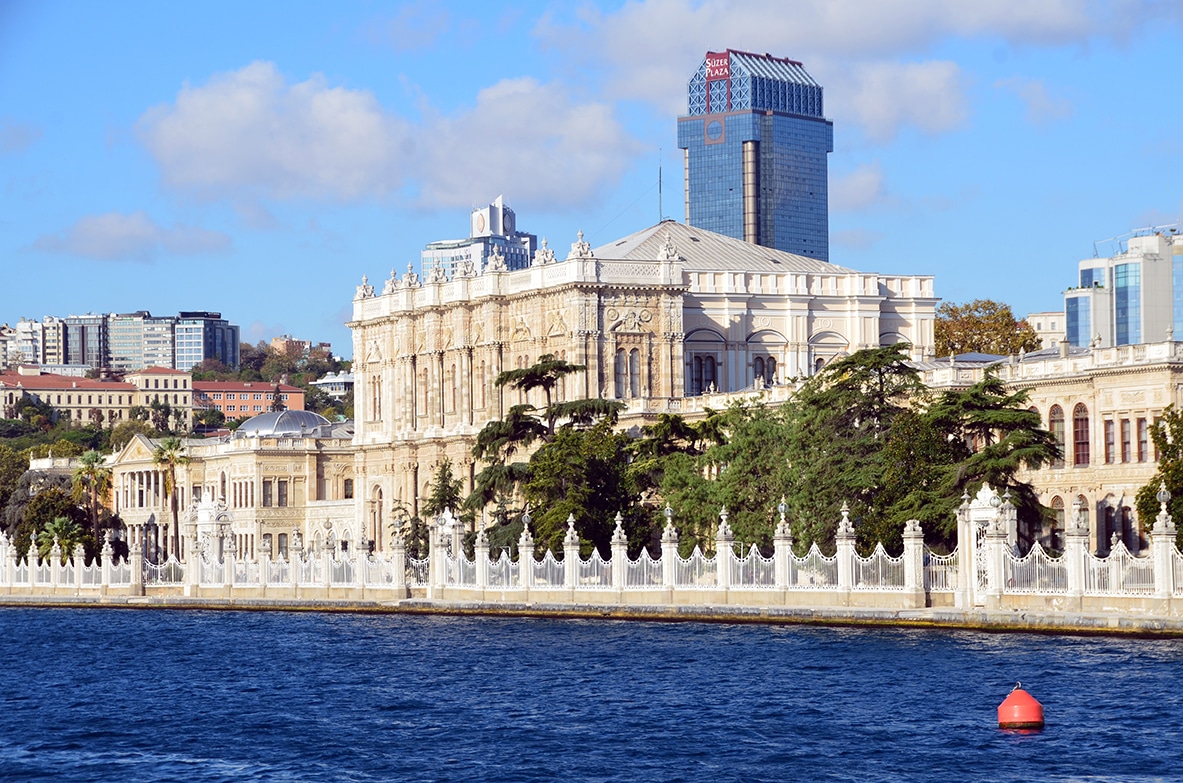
(1049, 405), (1065, 468)
(1120, 419), (1132, 463)
(1104, 420), (1115, 464)
(344, 478), (354, 499)
(1137, 418), (1148, 462)
(277, 480), (288, 508)
(1073, 403), (1090, 466)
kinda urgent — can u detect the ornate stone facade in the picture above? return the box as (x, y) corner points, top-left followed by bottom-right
(350, 221), (937, 529)
(920, 340), (1183, 555)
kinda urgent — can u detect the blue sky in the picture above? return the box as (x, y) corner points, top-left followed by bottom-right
(3, 0), (1182, 358)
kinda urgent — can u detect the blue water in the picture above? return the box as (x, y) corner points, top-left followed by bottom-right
(0, 608), (1180, 782)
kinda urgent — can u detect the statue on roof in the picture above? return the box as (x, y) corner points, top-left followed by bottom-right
(659, 231), (679, 262)
(401, 263), (420, 288)
(457, 257), (477, 278)
(382, 268), (399, 295)
(355, 275), (375, 299)
(567, 230), (594, 260)
(427, 262), (448, 284)
(532, 238), (557, 266)
(486, 245), (508, 272)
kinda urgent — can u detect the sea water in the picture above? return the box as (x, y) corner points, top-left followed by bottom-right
(0, 607), (1179, 782)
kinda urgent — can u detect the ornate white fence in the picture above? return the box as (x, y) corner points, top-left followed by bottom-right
(2, 493), (1183, 615)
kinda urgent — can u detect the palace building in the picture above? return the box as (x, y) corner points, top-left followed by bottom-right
(348, 220), (937, 538)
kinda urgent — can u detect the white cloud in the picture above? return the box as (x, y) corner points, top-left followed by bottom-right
(136, 62), (639, 211)
(831, 162), (888, 212)
(416, 77), (641, 209)
(538, 0), (1164, 141)
(34, 212), (231, 262)
(138, 62), (411, 201)
(995, 77), (1074, 126)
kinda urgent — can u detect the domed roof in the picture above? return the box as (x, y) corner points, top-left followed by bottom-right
(235, 409), (331, 437)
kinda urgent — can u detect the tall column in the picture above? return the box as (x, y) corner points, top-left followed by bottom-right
(835, 503), (855, 603)
(391, 533), (406, 594)
(474, 527), (489, 591)
(290, 529), (303, 592)
(129, 524), (144, 596)
(901, 519), (925, 609)
(223, 531), (237, 591)
(563, 515), (580, 593)
(610, 513), (627, 591)
(1152, 484), (1177, 601)
(984, 516), (1007, 611)
(715, 507), (733, 594)
(73, 544), (85, 594)
(518, 512), (534, 591)
(773, 499), (792, 590)
(1064, 497), (1088, 607)
(660, 506), (677, 591)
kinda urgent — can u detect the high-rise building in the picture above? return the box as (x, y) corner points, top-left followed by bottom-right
(64, 314), (108, 369)
(176, 311), (240, 371)
(677, 50), (833, 261)
(1064, 231), (1183, 348)
(420, 195), (538, 278)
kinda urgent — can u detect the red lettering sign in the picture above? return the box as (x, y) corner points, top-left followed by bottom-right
(705, 51), (730, 81)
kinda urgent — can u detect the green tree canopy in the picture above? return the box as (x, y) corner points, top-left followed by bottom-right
(1135, 406), (1183, 548)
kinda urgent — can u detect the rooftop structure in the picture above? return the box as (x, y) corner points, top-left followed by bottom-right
(420, 195), (538, 279)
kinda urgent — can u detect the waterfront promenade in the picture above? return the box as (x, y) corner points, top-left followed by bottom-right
(4, 486), (1183, 635)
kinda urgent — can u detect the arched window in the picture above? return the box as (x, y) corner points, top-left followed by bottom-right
(1049, 405), (1065, 468)
(766, 357), (777, 384)
(814, 357), (825, 374)
(1073, 403), (1090, 466)
(615, 349), (627, 398)
(629, 349), (640, 398)
(754, 357), (764, 384)
(1077, 495), (1090, 531)
(1049, 496), (1064, 551)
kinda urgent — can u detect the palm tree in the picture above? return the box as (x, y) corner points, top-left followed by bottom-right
(37, 516), (84, 564)
(152, 437), (190, 559)
(71, 449), (112, 542)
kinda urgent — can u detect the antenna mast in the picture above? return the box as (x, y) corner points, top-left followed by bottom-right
(658, 148), (663, 223)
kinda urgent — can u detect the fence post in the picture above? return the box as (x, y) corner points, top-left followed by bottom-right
(50, 537), (62, 590)
(774, 499), (792, 590)
(611, 512), (627, 591)
(984, 514), (1007, 611)
(475, 526), (490, 592)
(563, 515), (579, 594)
(392, 534), (406, 594)
(715, 507), (732, 595)
(0, 533), (8, 590)
(518, 512), (534, 591)
(1152, 484), (1176, 601)
(259, 536), (272, 595)
(321, 537), (333, 592)
(661, 506), (678, 592)
(73, 543), (85, 594)
(1063, 498), (1088, 608)
(129, 527), (144, 596)
(902, 519), (924, 608)
(290, 530), (304, 593)
(100, 533), (112, 594)
(835, 502), (855, 603)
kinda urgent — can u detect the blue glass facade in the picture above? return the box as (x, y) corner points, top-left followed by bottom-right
(678, 50), (833, 261)
(1173, 253), (1183, 337)
(1113, 263), (1141, 345)
(1080, 267), (1105, 288)
(1066, 295), (1090, 347)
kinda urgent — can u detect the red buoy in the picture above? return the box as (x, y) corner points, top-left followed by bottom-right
(998, 682), (1044, 730)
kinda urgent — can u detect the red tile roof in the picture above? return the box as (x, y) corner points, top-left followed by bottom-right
(0, 372), (135, 391)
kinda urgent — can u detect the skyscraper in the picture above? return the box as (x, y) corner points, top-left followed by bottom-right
(677, 50), (833, 261)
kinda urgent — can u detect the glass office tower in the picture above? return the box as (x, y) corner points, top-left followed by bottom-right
(677, 50), (833, 261)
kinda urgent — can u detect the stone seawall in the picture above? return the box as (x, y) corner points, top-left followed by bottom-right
(4, 594), (1183, 638)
